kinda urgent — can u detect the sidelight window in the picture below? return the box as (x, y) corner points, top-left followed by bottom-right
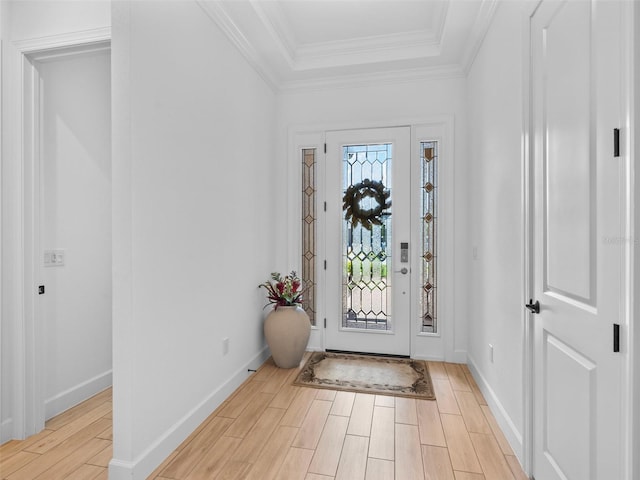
(420, 142), (438, 333)
(301, 148), (317, 326)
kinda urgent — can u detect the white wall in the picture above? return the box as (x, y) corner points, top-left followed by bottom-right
(277, 77), (469, 362)
(0, 0), (110, 443)
(465, 1), (526, 460)
(110, 1), (278, 478)
(39, 50), (112, 420)
(8, 0), (110, 40)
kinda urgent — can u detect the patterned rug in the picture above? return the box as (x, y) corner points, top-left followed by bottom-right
(293, 351), (435, 400)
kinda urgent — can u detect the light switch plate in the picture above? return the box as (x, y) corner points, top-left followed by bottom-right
(44, 249), (65, 267)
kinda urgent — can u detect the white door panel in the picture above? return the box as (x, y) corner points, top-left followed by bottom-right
(325, 127), (411, 356)
(543, 0), (593, 303)
(543, 333), (596, 479)
(531, 1), (624, 479)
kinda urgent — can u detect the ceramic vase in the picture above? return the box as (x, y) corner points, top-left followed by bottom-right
(264, 305), (311, 368)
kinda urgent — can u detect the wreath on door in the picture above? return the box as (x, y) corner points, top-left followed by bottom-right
(342, 179), (391, 231)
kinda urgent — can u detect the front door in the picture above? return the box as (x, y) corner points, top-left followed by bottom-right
(531, 1), (625, 478)
(325, 127), (412, 356)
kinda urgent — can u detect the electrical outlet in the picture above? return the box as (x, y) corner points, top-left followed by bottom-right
(222, 337), (229, 355)
(489, 344), (494, 363)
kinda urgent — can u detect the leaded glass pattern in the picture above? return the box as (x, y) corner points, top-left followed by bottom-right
(421, 142), (438, 333)
(342, 144), (393, 330)
(302, 148), (316, 326)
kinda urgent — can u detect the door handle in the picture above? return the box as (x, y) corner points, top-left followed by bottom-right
(525, 299), (540, 314)
(395, 268), (408, 275)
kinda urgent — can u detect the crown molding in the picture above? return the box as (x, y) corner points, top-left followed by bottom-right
(294, 30), (441, 71)
(196, 0), (279, 92)
(461, 0), (500, 74)
(279, 64), (466, 94)
(250, 0), (445, 73)
(433, 0), (450, 47)
(13, 27), (111, 54)
(249, 0), (297, 69)
(197, 0), (499, 93)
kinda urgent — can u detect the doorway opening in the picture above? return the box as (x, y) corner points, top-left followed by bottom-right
(291, 120), (454, 361)
(19, 39), (112, 437)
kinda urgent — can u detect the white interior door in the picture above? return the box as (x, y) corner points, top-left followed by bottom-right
(531, 1), (624, 478)
(325, 127), (411, 356)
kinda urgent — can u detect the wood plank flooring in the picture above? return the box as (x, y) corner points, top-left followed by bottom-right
(0, 356), (528, 480)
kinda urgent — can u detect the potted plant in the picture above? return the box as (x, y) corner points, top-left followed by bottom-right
(259, 271), (311, 368)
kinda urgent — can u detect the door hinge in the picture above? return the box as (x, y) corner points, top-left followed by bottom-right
(613, 128), (620, 157)
(324, 318), (327, 328)
(324, 260), (327, 270)
(324, 201), (327, 212)
(613, 323), (620, 352)
(38, 285), (45, 295)
(324, 143), (327, 154)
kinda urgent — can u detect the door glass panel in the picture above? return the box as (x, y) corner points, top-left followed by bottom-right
(421, 142), (438, 333)
(342, 144), (393, 330)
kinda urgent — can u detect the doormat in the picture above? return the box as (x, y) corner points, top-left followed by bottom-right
(293, 351), (435, 400)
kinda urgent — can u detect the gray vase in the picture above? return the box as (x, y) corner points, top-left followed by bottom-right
(264, 305), (311, 368)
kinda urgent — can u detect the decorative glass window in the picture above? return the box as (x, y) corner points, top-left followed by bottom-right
(421, 142), (438, 333)
(301, 148), (316, 326)
(342, 144), (393, 330)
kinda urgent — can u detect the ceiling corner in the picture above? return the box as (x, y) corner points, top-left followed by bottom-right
(248, 0), (297, 69)
(196, 0), (281, 92)
(196, 0), (497, 92)
(460, 0), (501, 74)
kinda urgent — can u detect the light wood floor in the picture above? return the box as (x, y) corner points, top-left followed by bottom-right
(0, 356), (528, 480)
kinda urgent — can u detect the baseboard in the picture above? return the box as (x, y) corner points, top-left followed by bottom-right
(1, 417), (13, 444)
(409, 354), (444, 361)
(108, 345), (271, 480)
(307, 328), (323, 351)
(305, 347), (324, 352)
(45, 370), (113, 421)
(412, 350), (467, 363)
(466, 354), (524, 462)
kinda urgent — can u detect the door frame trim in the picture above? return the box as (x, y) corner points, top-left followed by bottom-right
(3, 28), (110, 441)
(521, 1), (538, 476)
(324, 126), (412, 356)
(286, 115), (458, 362)
(623, 2), (638, 478)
